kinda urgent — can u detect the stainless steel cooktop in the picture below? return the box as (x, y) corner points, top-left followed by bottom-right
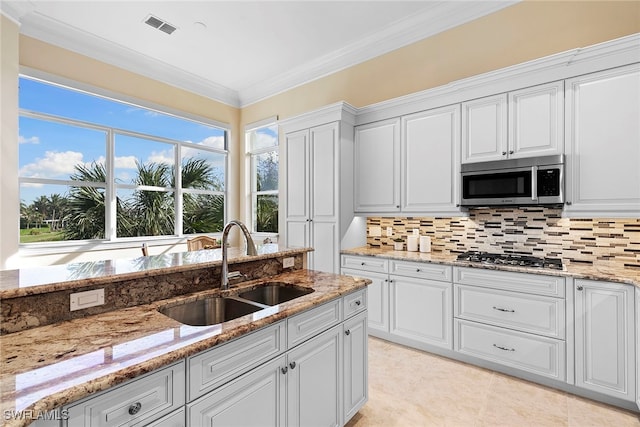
(456, 251), (564, 270)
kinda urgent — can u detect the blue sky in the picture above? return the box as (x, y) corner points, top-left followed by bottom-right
(18, 77), (227, 203)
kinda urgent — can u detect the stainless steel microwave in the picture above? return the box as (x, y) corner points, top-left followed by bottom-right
(460, 155), (564, 207)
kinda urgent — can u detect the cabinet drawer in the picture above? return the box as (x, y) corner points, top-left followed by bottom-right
(288, 299), (341, 348)
(341, 255), (388, 274)
(188, 322), (286, 401)
(64, 361), (185, 427)
(145, 408), (185, 427)
(454, 285), (565, 339)
(390, 260), (452, 282)
(343, 289), (367, 319)
(455, 319), (565, 381)
(454, 267), (565, 297)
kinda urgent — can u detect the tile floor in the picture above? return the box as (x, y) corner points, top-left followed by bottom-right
(346, 337), (640, 427)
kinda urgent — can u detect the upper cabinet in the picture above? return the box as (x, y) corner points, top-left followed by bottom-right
(462, 81), (564, 163)
(354, 105), (461, 215)
(401, 105), (461, 213)
(564, 64), (640, 216)
(354, 118), (401, 212)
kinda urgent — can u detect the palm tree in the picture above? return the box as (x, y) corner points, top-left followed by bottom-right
(126, 161), (174, 237)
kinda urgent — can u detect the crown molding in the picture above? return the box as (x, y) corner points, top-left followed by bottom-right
(16, 10), (241, 107)
(238, 1), (519, 107)
(279, 101), (357, 133)
(355, 33), (640, 125)
(0, 0), (33, 25)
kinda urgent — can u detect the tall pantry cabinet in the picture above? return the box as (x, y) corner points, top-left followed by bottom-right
(280, 103), (359, 274)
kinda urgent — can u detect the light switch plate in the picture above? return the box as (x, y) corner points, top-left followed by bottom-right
(70, 288), (105, 311)
(283, 257), (295, 268)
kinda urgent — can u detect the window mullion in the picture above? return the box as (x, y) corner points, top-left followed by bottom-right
(106, 129), (116, 241)
(175, 143), (182, 236)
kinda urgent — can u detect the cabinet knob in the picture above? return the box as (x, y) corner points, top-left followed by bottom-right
(577, 285), (583, 291)
(289, 361), (297, 370)
(345, 330), (351, 336)
(361, 262), (365, 266)
(355, 300), (361, 306)
(128, 402), (142, 416)
(565, 201), (572, 206)
(509, 150), (514, 154)
(416, 268), (421, 272)
(396, 205), (400, 208)
(281, 366), (288, 374)
(502, 151), (507, 156)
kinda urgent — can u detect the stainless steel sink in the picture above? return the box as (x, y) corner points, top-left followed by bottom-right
(158, 297), (262, 326)
(237, 282), (314, 306)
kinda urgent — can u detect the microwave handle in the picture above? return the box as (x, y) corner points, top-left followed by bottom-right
(531, 166), (538, 201)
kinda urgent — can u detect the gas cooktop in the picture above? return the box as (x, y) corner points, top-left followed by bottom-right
(456, 251), (564, 270)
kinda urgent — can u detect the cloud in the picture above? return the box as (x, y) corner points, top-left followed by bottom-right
(147, 150), (174, 165)
(19, 151), (86, 178)
(114, 155), (138, 169)
(184, 136), (225, 150)
(19, 135), (40, 145)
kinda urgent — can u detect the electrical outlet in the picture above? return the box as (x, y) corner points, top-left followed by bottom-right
(283, 257), (295, 268)
(70, 288), (105, 311)
(386, 227), (393, 237)
(369, 226), (382, 237)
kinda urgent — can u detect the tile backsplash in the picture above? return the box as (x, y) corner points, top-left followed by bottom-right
(367, 208), (640, 266)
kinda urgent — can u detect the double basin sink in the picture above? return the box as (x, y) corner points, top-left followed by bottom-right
(159, 282), (314, 326)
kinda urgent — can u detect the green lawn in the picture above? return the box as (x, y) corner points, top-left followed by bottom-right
(20, 227), (65, 243)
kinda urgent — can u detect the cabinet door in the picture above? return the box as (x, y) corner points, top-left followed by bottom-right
(462, 94), (508, 163)
(402, 104), (461, 213)
(508, 81), (564, 159)
(354, 118), (401, 212)
(310, 220), (337, 273)
(565, 64), (640, 215)
(187, 356), (286, 427)
(343, 312), (368, 423)
(574, 279), (636, 401)
(390, 276), (452, 350)
(287, 326), (342, 427)
(284, 129), (309, 222)
(342, 268), (389, 335)
(637, 288), (640, 410)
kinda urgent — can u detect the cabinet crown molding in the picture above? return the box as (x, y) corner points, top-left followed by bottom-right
(356, 33), (640, 125)
(279, 101), (357, 133)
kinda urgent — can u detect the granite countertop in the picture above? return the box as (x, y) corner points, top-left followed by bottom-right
(341, 246), (640, 288)
(0, 244), (303, 299)
(0, 268), (370, 426)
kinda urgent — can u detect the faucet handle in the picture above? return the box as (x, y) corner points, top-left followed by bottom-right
(227, 271), (248, 282)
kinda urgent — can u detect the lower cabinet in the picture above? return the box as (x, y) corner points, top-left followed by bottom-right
(342, 268), (389, 335)
(574, 279), (636, 402)
(60, 291), (367, 427)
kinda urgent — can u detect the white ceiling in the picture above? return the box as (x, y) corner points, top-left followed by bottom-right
(2, 1), (519, 107)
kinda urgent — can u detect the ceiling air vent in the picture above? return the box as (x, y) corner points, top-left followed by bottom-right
(144, 14), (177, 35)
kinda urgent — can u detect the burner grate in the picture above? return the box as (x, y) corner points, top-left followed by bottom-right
(456, 251), (563, 270)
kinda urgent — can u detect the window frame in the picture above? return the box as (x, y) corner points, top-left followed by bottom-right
(17, 70), (230, 253)
(245, 118), (279, 237)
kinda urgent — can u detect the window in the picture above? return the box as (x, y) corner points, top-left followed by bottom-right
(18, 76), (228, 245)
(246, 121), (278, 233)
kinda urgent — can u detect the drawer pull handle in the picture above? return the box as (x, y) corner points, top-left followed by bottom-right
(492, 306), (515, 313)
(128, 402), (142, 415)
(354, 300), (361, 306)
(345, 329), (351, 336)
(493, 344), (515, 352)
(289, 361), (297, 370)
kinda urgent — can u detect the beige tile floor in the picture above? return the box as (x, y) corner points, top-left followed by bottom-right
(346, 337), (640, 427)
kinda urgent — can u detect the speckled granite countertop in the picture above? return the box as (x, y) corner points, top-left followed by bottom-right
(0, 268), (370, 426)
(0, 244), (303, 299)
(341, 247), (640, 288)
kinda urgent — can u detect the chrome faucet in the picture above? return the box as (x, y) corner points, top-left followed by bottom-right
(220, 220), (258, 290)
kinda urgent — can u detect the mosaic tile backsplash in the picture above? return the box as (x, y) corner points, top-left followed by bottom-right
(367, 208), (640, 266)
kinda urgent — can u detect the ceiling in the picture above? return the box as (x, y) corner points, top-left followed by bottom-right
(2, 1), (519, 107)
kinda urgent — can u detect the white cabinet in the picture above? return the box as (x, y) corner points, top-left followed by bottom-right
(282, 103), (358, 273)
(341, 255), (452, 350)
(401, 104), (461, 213)
(574, 279), (636, 401)
(564, 64), (640, 216)
(64, 361), (185, 427)
(343, 311), (368, 422)
(187, 357), (285, 427)
(287, 325), (342, 427)
(462, 81), (564, 163)
(354, 118), (401, 212)
(453, 267), (567, 381)
(637, 287), (640, 410)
